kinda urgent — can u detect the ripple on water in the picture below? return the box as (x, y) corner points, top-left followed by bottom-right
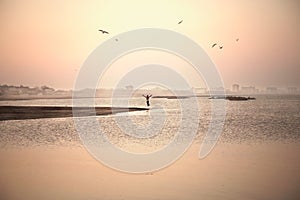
(0, 95), (299, 149)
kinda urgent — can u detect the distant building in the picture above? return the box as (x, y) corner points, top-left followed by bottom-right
(27, 87), (41, 95)
(232, 84), (239, 92)
(210, 87), (226, 96)
(241, 86), (256, 94)
(193, 87), (207, 94)
(266, 87), (278, 94)
(6, 87), (20, 95)
(287, 87), (297, 94)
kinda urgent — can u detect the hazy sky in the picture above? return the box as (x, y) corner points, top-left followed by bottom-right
(0, 0), (299, 89)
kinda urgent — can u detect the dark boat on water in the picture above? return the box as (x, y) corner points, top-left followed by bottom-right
(226, 96), (256, 101)
(209, 96), (256, 101)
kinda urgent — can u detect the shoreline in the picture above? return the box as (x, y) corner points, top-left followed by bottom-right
(0, 106), (149, 121)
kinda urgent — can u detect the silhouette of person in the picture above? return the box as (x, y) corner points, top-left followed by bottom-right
(143, 94), (152, 107)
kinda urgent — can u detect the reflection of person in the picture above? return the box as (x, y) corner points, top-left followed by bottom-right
(142, 94), (152, 107)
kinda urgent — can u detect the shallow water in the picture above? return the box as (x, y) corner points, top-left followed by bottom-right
(0, 95), (299, 149)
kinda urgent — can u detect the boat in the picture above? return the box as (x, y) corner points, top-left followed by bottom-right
(226, 96), (256, 101)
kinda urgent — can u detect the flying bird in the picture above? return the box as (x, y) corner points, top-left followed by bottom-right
(115, 38), (118, 42)
(98, 29), (109, 34)
(178, 20), (183, 24)
(212, 43), (217, 48)
(236, 38), (239, 42)
(219, 45), (223, 49)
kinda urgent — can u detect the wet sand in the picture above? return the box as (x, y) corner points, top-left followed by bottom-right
(0, 106), (149, 121)
(0, 142), (299, 200)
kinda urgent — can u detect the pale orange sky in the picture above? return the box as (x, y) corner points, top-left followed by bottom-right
(0, 0), (299, 89)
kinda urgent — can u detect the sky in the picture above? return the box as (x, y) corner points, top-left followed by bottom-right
(0, 0), (299, 90)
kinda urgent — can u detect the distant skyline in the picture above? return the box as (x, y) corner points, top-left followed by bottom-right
(0, 0), (300, 89)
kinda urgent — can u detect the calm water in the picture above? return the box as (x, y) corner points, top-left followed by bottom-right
(0, 95), (299, 149)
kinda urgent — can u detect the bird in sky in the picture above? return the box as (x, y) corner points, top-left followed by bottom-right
(98, 29), (109, 34)
(219, 45), (223, 49)
(236, 38), (239, 42)
(212, 43), (217, 48)
(178, 20), (183, 24)
(115, 38), (118, 42)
